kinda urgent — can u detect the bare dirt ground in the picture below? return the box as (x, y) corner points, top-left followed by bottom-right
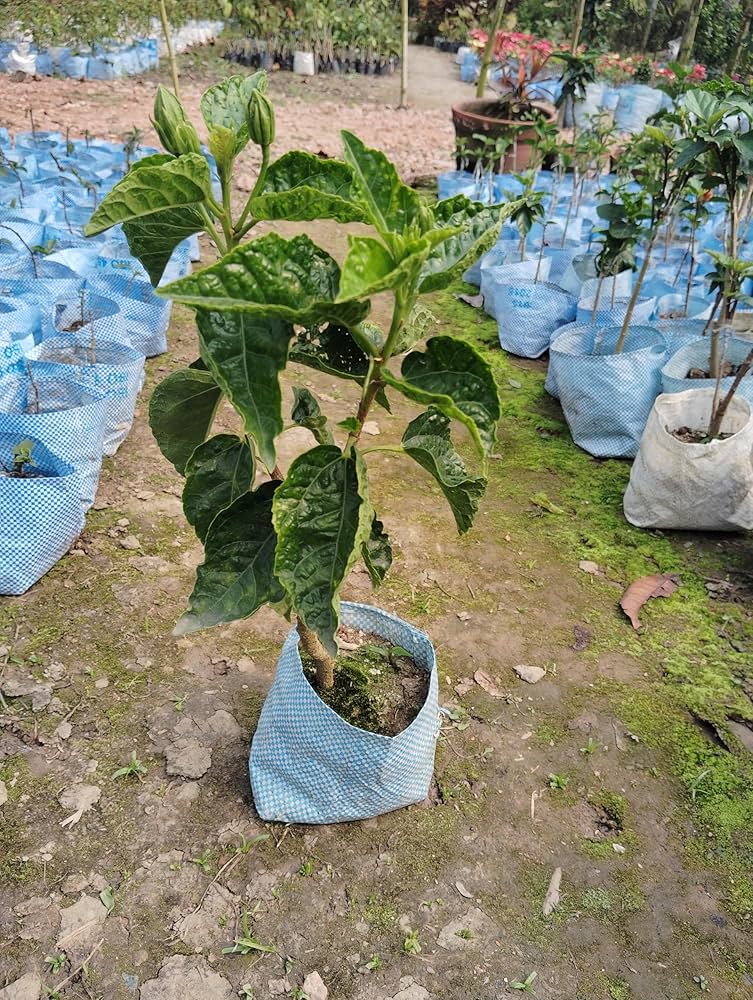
(2, 41), (753, 1000)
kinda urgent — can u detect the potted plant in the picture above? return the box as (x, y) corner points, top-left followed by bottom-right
(0, 434), (85, 596)
(453, 31), (558, 173)
(85, 76), (506, 824)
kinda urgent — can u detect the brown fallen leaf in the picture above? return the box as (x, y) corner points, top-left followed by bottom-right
(474, 668), (505, 699)
(620, 574), (680, 630)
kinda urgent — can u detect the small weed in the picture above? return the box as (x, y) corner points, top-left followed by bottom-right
(238, 987), (255, 999)
(170, 693), (187, 712)
(510, 971), (538, 993)
(456, 927), (473, 940)
(548, 772), (569, 790)
(581, 887), (614, 915)
(298, 860), (314, 877)
(44, 955), (66, 974)
(580, 737), (597, 755)
(222, 911), (276, 957)
(290, 989), (310, 1000)
(365, 953), (383, 971)
(190, 849), (213, 875)
(403, 929), (421, 955)
(693, 975), (709, 992)
(111, 751), (147, 781)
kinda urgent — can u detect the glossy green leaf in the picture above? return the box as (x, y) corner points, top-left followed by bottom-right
(402, 408), (486, 533)
(195, 309), (293, 470)
(85, 153), (211, 236)
(200, 72), (267, 153)
(174, 482), (284, 635)
(361, 516), (392, 587)
(273, 445), (372, 655)
(208, 125), (237, 183)
(183, 434), (255, 542)
(291, 387), (333, 444)
(122, 205), (204, 286)
(418, 205), (507, 293)
(684, 89), (723, 123)
(149, 367), (222, 475)
(338, 235), (396, 299)
(385, 336), (500, 458)
(251, 151), (366, 223)
(341, 130), (425, 237)
(289, 323), (369, 381)
(159, 233), (369, 329)
(674, 138), (710, 169)
(394, 302), (437, 354)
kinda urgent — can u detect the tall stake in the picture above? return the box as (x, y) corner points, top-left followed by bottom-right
(398, 0), (409, 108)
(570, 0), (587, 53)
(476, 0), (507, 98)
(159, 0), (181, 102)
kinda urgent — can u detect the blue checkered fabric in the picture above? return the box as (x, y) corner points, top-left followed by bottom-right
(482, 257), (552, 319)
(549, 324), (667, 458)
(576, 296), (656, 327)
(0, 432), (84, 596)
(249, 602), (441, 824)
(87, 273), (171, 357)
(0, 373), (107, 508)
(661, 336), (753, 405)
(27, 336), (145, 454)
(48, 289), (125, 345)
(496, 280), (576, 359)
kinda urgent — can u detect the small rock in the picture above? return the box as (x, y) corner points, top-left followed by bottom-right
(164, 739), (212, 779)
(612, 843), (626, 854)
(455, 881), (473, 899)
(473, 669), (505, 699)
(58, 784), (102, 828)
(236, 656), (256, 673)
(120, 535), (141, 551)
(456, 611), (471, 621)
(55, 721), (73, 740)
(0, 972), (42, 1000)
(453, 677), (474, 696)
(94, 678), (109, 689)
(579, 560), (600, 575)
(57, 894), (108, 964)
(0, 780), (7, 806)
(362, 421), (380, 436)
(267, 979), (291, 997)
(512, 664), (546, 684)
(174, 883), (236, 952)
(302, 972), (328, 1000)
(140, 956), (233, 1000)
(393, 982), (432, 1000)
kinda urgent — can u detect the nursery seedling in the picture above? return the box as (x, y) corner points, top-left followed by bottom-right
(510, 971), (538, 993)
(222, 910), (276, 956)
(2, 440), (36, 479)
(111, 751), (147, 781)
(403, 929), (422, 955)
(548, 773), (569, 790)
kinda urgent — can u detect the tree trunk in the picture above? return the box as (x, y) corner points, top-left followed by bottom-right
(615, 236), (656, 353)
(297, 621), (335, 690)
(398, 0), (409, 108)
(476, 0), (507, 98)
(640, 0), (661, 53)
(708, 343), (753, 438)
(727, 2), (753, 75)
(570, 0), (587, 53)
(678, 0), (706, 64)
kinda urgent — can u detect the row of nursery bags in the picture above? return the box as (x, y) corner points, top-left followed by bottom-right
(0, 130), (202, 596)
(448, 168), (753, 464)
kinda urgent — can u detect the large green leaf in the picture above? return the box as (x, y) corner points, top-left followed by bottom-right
(122, 205), (204, 286)
(273, 445), (372, 655)
(250, 151), (366, 223)
(385, 336), (500, 458)
(291, 387), (333, 444)
(684, 89), (723, 124)
(361, 516), (392, 587)
(200, 72), (267, 153)
(183, 434), (255, 542)
(85, 153), (212, 236)
(149, 367), (222, 475)
(402, 408), (486, 533)
(418, 205), (507, 293)
(341, 130), (425, 238)
(338, 234), (432, 302)
(159, 233), (369, 328)
(289, 323), (369, 382)
(174, 482), (284, 635)
(196, 309), (293, 470)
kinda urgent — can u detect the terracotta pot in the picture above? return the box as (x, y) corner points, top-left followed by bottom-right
(451, 99), (556, 172)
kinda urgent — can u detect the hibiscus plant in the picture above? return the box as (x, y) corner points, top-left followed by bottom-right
(85, 75), (507, 690)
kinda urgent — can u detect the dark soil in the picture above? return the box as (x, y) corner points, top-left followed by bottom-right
(302, 626), (429, 736)
(60, 317), (89, 333)
(687, 361), (748, 379)
(671, 425), (732, 443)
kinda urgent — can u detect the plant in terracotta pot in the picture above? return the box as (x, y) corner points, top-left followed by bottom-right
(85, 77), (507, 824)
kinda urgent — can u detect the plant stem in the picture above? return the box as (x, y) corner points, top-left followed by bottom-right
(398, 0), (409, 108)
(591, 274), (604, 323)
(476, 0), (507, 98)
(297, 620), (335, 690)
(234, 146), (270, 243)
(615, 234), (656, 353)
(0, 223), (38, 279)
(159, 0), (181, 102)
(708, 342), (753, 439)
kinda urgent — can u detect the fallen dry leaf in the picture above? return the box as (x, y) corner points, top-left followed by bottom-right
(457, 292), (484, 309)
(620, 574), (680, 630)
(455, 881), (473, 899)
(454, 677), (474, 697)
(474, 668), (505, 699)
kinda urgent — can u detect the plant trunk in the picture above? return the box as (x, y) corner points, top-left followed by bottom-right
(615, 236), (655, 353)
(678, 0), (706, 64)
(476, 0), (507, 98)
(398, 0), (409, 107)
(727, 2), (753, 75)
(570, 0), (587, 53)
(159, 0), (181, 102)
(708, 343), (753, 438)
(297, 620), (335, 690)
(591, 274), (605, 322)
(640, 0), (660, 52)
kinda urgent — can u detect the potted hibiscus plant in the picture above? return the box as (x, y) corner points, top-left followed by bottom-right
(85, 75), (506, 825)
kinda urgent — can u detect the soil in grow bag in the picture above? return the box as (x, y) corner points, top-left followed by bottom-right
(302, 625), (429, 737)
(687, 359), (750, 379)
(671, 426), (733, 443)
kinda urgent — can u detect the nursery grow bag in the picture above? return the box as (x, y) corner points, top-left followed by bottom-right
(549, 324), (667, 458)
(0, 373), (107, 509)
(482, 255), (551, 319)
(661, 336), (753, 405)
(27, 334), (145, 454)
(496, 279), (576, 358)
(624, 389), (753, 531)
(88, 272), (171, 356)
(0, 433), (84, 596)
(249, 602), (440, 825)
(576, 295), (656, 328)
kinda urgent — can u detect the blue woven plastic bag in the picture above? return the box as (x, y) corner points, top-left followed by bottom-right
(482, 256), (551, 319)
(661, 337), (753, 405)
(28, 334), (144, 454)
(650, 317), (706, 356)
(250, 602), (441, 824)
(88, 273), (170, 356)
(496, 280), (576, 358)
(550, 324), (667, 458)
(0, 373), (107, 508)
(576, 295), (656, 328)
(0, 432), (84, 596)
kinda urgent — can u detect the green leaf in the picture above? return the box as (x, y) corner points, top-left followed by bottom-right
(153, 86), (203, 158)
(175, 482), (284, 635)
(341, 130), (425, 237)
(418, 205), (507, 293)
(273, 446), (372, 655)
(361, 516), (392, 587)
(290, 323), (369, 381)
(385, 336), (500, 458)
(674, 138), (710, 169)
(208, 125), (237, 183)
(684, 89), (723, 124)
(195, 309), (293, 470)
(149, 368), (222, 475)
(402, 408), (486, 533)
(99, 886), (115, 913)
(394, 302), (437, 354)
(250, 151), (366, 223)
(200, 72), (267, 153)
(85, 153), (212, 236)
(338, 234), (433, 302)
(122, 205), (204, 286)
(159, 233), (369, 329)
(183, 434), (255, 542)
(291, 387), (333, 444)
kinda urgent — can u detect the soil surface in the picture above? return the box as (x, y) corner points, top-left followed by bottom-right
(2, 40), (753, 1000)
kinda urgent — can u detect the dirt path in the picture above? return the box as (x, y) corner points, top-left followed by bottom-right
(2, 43), (753, 1000)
